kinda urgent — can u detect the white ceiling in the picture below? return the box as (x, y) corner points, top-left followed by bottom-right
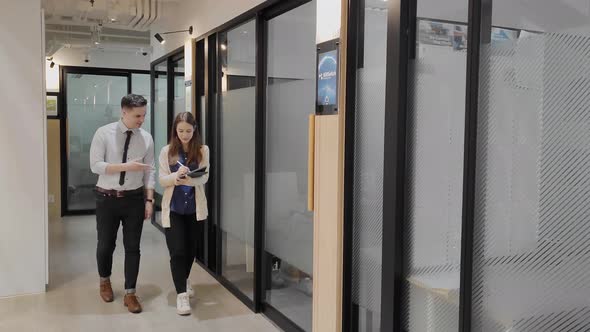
(43, 0), (183, 57)
(43, 0), (182, 30)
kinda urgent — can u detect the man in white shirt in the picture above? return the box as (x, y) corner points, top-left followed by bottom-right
(89, 94), (155, 314)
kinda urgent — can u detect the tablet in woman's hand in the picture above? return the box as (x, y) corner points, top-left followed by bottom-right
(186, 167), (207, 178)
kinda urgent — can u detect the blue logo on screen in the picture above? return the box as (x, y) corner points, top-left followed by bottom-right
(317, 50), (338, 106)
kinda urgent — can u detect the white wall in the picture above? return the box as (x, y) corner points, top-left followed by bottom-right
(52, 47), (150, 70)
(150, 0), (265, 61)
(0, 0), (47, 297)
(316, 0), (341, 43)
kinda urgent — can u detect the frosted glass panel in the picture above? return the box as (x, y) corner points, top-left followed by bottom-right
(131, 73), (151, 135)
(66, 73), (128, 211)
(173, 58), (185, 117)
(351, 3), (387, 331)
(264, 2), (316, 330)
(472, 1), (590, 331)
(219, 20), (256, 300)
(199, 95), (206, 144)
(402, 13), (467, 331)
(153, 62), (168, 207)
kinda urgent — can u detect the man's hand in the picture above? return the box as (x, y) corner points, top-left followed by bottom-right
(125, 159), (152, 172)
(105, 158), (152, 175)
(145, 201), (153, 220)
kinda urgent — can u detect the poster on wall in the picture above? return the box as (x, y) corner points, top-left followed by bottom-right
(316, 39), (339, 115)
(46, 94), (58, 117)
(418, 19), (468, 51)
(491, 27), (519, 43)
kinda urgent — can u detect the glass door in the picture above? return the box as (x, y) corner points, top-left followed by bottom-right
(64, 72), (128, 213)
(152, 60), (169, 227)
(349, 0), (388, 329)
(217, 19), (257, 301)
(262, 2), (317, 331)
(172, 56), (186, 117)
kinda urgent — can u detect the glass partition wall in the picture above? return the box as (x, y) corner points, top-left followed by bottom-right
(263, 2), (316, 331)
(150, 48), (186, 229)
(61, 67), (150, 215)
(471, 1), (590, 331)
(217, 19), (257, 301)
(343, 0), (590, 331)
(189, 1), (318, 331)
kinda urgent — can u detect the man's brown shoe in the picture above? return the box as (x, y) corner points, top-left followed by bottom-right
(99, 279), (114, 303)
(124, 293), (142, 314)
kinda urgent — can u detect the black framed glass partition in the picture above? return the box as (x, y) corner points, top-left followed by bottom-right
(262, 1), (316, 331)
(341, 0), (480, 330)
(60, 66), (150, 215)
(347, 0), (388, 330)
(194, 38), (207, 264)
(186, 1), (317, 331)
(172, 56), (186, 118)
(217, 19), (257, 302)
(150, 47), (185, 229)
(343, 0), (590, 331)
(470, 1), (590, 331)
(402, 2), (469, 332)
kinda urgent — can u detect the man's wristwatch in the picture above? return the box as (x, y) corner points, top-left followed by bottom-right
(145, 198), (154, 204)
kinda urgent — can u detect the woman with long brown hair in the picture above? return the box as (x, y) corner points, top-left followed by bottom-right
(158, 111), (209, 315)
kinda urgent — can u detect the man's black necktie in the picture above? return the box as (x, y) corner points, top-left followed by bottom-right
(119, 130), (132, 186)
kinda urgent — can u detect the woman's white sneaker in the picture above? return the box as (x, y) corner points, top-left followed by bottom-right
(186, 280), (195, 298)
(176, 292), (191, 315)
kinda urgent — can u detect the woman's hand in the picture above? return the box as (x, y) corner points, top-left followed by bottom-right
(176, 165), (190, 178)
(174, 176), (192, 186)
(174, 169), (192, 186)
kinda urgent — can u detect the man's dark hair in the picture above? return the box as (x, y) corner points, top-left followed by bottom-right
(121, 94), (147, 109)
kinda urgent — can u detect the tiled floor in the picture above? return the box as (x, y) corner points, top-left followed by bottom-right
(0, 216), (282, 332)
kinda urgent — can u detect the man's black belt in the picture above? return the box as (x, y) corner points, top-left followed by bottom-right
(95, 186), (144, 198)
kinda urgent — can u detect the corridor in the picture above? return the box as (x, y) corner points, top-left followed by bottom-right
(0, 216), (280, 332)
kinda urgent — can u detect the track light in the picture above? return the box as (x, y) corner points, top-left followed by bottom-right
(154, 26), (193, 45)
(46, 57), (55, 68)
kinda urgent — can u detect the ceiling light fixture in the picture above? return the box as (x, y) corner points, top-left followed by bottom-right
(46, 57), (55, 68)
(154, 26), (193, 45)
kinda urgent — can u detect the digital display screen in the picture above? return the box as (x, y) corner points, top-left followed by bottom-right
(317, 50), (338, 107)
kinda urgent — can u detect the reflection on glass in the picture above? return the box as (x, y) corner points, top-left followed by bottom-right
(131, 73), (151, 134)
(154, 62), (168, 220)
(472, 2), (590, 331)
(66, 73), (128, 211)
(199, 96), (206, 145)
(402, 2), (468, 330)
(351, 1), (388, 330)
(173, 58), (185, 117)
(264, 2), (316, 331)
(219, 20), (256, 299)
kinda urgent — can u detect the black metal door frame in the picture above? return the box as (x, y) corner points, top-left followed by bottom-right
(149, 46), (184, 231)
